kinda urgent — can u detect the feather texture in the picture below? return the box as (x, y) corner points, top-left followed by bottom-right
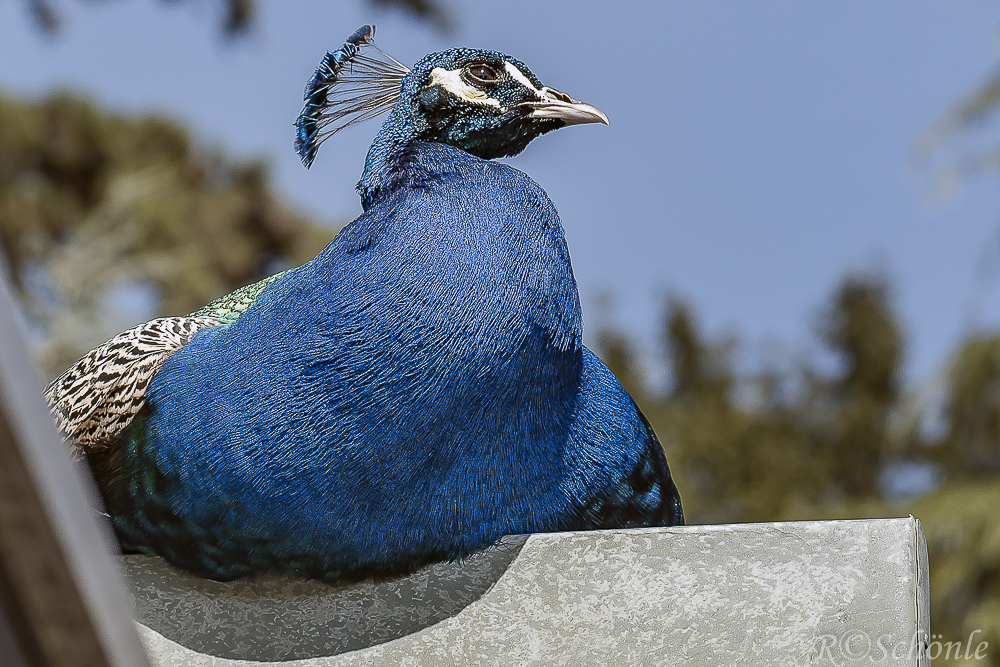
(46, 269), (293, 454)
(49, 30), (683, 582)
(96, 142), (682, 581)
(190, 270), (291, 324)
(294, 25), (409, 168)
(45, 317), (219, 452)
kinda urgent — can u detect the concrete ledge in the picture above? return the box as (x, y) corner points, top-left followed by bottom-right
(131, 517), (929, 666)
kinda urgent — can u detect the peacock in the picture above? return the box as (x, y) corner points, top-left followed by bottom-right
(45, 26), (683, 582)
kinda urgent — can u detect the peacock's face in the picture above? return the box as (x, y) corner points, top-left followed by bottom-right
(407, 48), (608, 160)
(294, 27), (608, 168)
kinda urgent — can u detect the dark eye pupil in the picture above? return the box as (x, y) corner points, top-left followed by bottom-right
(468, 65), (497, 83)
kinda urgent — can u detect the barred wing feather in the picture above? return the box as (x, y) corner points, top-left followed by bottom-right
(45, 316), (219, 451)
(45, 270), (291, 453)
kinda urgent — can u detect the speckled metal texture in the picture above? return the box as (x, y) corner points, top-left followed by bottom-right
(133, 518), (929, 666)
(126, 535), (528, 661)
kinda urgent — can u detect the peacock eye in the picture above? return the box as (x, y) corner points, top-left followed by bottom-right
(464, 63), (499, 86)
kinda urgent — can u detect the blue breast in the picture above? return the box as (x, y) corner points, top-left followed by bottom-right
(115, 142), (667, 579)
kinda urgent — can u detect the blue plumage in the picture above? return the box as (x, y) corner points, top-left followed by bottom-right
(295, 25), (375, 166)
(67, 27), (682, 581)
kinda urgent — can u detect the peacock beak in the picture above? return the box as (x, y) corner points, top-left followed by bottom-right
(517, 87), (609, 126)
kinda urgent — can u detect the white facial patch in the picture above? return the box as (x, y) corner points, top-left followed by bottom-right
(503, 62), (542, 96)
(428, 67), (502, 110)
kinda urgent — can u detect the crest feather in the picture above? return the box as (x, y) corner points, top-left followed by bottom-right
(294, 25), (409, 167)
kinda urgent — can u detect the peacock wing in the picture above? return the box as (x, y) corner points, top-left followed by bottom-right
(45, 269), (293, 454)
(44, 316), (220, 454)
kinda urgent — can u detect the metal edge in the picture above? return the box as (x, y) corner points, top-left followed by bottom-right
(0, 274), (149, 667)
(911, 515), (930, 667)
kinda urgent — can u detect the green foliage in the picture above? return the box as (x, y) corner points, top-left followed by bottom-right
(917, 338), (1000, 665)
(821, 277), (905, 496)
(596, 276), (1000, 660)
(0, 92), (335, 378)
(913, 481), (1000, 666)
(942, 335), (1000, 476)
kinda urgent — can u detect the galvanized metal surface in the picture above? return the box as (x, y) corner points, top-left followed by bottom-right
(135, 517), (929, 667)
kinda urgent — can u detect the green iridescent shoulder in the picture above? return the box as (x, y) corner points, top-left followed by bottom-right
(189, 269), (292, 324)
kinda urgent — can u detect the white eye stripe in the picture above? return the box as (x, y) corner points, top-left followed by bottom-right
(428, 67), (502, 109)
(503, 62), (541, 95)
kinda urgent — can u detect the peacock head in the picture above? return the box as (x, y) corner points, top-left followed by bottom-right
(401, 47), (608, 160)
(295, 26), (608, 168)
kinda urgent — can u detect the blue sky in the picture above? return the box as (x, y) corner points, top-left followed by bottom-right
(2, 1), (1000, 388)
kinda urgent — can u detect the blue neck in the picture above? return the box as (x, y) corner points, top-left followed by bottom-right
(358, 96), (425, 209)
(354, 140), (583, 352)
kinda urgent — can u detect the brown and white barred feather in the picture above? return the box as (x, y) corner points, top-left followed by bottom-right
(45, 316), (219, 454)
(44, 269), (290, 455)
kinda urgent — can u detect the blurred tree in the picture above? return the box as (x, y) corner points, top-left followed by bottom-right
(906, 335), (1000, 666)
(595, 330), (642, 399)
(618, 277), (905, 523)
(608, 298), (824, 525)
(819, 276), (903, 497)
(24, 0), (256, 36)
(0, 92), (334, 378)
(596, 279), (1000, 664)
(911, 44), (1000, 662)
(941, 335), (1000, 476)
(666, 299), (727, 401)
(370, 0), (454, 32)
(914, 480), (1000, 666)
(919, 61), (1000, 184)
(21, 0), (453, 37)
